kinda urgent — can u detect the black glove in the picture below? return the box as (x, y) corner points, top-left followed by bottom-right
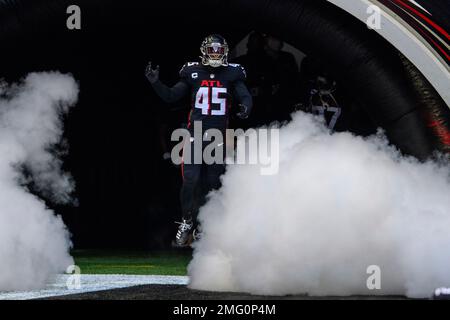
(145, 61), (160, 84)
(236, 104), (250, 119)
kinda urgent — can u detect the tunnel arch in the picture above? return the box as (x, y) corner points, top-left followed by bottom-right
(0, 0), (449, 160)
(328, 0), (450, 106)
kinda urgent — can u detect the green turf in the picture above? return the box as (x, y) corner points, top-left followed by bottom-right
(72, 250), (192, 276)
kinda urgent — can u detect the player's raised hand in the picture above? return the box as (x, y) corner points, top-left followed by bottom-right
(145, 61), (160, 84)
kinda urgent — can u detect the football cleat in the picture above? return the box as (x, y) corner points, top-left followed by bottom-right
(173, 219), (193, 248)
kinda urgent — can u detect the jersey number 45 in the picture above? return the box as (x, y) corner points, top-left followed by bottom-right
(195, 87), (227, 116)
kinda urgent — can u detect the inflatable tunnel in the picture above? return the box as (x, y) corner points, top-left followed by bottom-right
(0, 0), (449, 160)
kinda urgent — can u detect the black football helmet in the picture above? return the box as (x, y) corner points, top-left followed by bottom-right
(200, 34), (229, 68)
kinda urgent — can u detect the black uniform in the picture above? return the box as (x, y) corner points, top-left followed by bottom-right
(151, 62), (252, 221)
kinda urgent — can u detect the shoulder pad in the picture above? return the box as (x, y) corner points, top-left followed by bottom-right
(228, 63), (247, 79)
(180, 62), (199, 70)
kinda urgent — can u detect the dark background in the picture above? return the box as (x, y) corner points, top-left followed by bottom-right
(0, 2), (381, 250)
(1, 5), (255, 249)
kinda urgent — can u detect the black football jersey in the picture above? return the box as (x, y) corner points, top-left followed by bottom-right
(179, 62), (249, 130)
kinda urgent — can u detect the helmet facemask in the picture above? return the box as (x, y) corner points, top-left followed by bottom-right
(201, 41), (229, 68)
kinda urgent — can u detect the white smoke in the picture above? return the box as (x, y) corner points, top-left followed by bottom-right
(188, 111), (450, 298)
(0, 72), (78, 291)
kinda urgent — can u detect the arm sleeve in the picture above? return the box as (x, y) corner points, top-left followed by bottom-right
(234, 80), (253, 113)
(151, 80), (189, 104)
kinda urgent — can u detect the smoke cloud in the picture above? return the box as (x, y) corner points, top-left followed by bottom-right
(188, 112), (450, 298)
(0, 72), (78, 291)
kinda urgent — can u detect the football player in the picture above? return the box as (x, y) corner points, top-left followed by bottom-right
(146, 34), (253, 247)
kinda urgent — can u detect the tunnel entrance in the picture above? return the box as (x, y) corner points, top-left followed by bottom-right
(0, 0), (447, 248)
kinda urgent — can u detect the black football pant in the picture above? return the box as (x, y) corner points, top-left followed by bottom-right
(180, 132), (225, 222)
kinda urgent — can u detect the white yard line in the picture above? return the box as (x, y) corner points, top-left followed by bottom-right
(0, 274), (189, 300)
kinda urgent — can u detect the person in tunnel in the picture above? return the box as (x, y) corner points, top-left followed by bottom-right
(145, 34), (253, 247)
(234, 31), (273, 128)
(233, 33), (302, 127)
(297, 56), (346, 132)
